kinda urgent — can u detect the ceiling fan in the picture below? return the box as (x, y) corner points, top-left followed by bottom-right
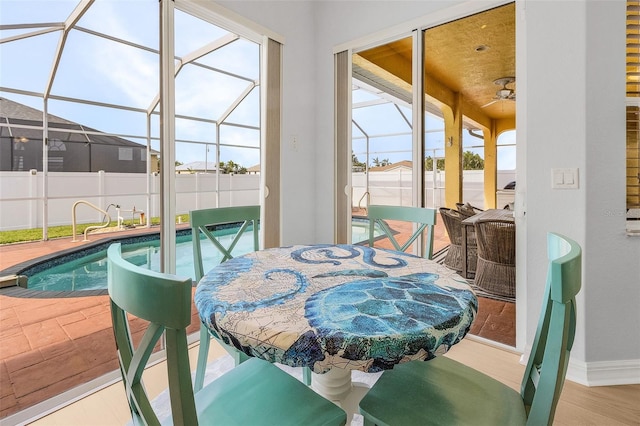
(482, 77), (516, 108)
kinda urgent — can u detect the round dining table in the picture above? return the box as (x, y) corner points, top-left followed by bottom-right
(195, 244), (477, 415)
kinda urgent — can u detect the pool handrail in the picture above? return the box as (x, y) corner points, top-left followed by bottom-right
(72, 200), (112, 242)
(358, 191), (370, 213)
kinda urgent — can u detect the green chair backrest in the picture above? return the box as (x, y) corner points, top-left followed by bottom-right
(190, 206), (260, 281)
(521, 232), (582, 425)
(107, 243), (197, 425)
(190, 206), (260, 392)
(367, 205), (437, 259)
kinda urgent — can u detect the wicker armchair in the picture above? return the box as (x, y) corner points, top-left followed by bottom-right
(439, 207), (477, 275)
(474, 218), (516, 297)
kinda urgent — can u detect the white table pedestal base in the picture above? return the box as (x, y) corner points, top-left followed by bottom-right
(311, 368), (352, 400)
(312, 369), (370, 424)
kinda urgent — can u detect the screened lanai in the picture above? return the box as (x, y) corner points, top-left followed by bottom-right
(1, 1), (519, 245)
(351, 78), (516, 213)
(1, 1), (274, 420)
(1, 0), (264, 256)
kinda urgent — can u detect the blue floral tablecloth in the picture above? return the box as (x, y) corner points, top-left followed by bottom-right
(195, 244), (477, 374)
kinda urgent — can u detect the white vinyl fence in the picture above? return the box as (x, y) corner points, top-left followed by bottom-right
(0, 169), (515, 231)
(352, 169), (516, 211)
(0, 171), (260, 231)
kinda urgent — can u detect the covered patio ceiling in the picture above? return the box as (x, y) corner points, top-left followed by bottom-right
(353, 2), (516, 131)
(352, 0), (638, 125)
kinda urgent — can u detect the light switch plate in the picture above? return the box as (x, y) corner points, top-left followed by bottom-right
(551, 168), (579, 189)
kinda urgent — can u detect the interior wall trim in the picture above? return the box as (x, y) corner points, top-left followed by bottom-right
(522, 345), (640, 386)
(177, 0), (284, 44)
(567, 359), (640, 387)
(334, 50), (351, 244)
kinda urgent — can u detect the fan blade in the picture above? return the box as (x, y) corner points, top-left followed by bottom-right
(482, 99), (499, 108)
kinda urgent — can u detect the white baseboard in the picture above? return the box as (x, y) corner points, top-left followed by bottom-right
(566, 358), (640, 386)
(519, 347), (640, 387)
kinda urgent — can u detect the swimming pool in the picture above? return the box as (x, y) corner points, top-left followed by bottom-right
(21, 218), (380, 293)
(23, 228), (251, 292)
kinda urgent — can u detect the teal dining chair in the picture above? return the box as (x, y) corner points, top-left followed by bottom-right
(107, 243), (347, 426)
(358, 232), (582, 426)
(367, 205), (437, 259)
(190, 206), (260, 391)
(190, 206), (314, 389)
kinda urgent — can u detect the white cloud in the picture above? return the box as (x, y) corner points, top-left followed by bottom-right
(85, 5), (158, 109)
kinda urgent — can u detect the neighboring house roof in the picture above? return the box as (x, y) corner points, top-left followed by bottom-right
(369, 160), (412, 172)
(0, 97), (76, 125)
(175, 161), (218, 172)
(247, 164), (260, 173)
(0, 97), (159, 153)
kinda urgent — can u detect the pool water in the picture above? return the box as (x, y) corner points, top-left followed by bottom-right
(26, 219), (380, 292)
(351, 217), (374, 243)
(26, 230), (254, 292)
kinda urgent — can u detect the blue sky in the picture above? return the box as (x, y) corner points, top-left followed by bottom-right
(1, 0), (261, 168)
(1, 0), (515, 171)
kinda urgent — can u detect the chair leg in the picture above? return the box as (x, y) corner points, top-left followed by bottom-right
(362, 416), (376, 426)
(231, 346), (251, 365)
(196, 322), (305, 389)
(193, 323), (210, 392)
(303, 366), (312, 386)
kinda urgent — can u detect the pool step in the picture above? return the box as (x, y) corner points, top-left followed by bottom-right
(0, 274), (27, 288)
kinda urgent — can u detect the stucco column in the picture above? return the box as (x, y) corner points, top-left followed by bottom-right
(443, 93), (463, 208)
(483, 125), (497, 209)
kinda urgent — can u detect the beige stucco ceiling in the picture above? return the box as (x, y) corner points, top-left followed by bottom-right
(354, 3), (516, 128)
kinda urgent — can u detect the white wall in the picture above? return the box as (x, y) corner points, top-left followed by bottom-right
(521, 0), (640, 384)
(520, 0), (589, 371)
(313, 1), (471, 243)
(214, 0), (639, 384)
(216, 1), (317, 245)
(583, 1), (640, 369)
(218, 1), (459, 245)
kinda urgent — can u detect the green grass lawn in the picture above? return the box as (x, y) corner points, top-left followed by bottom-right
(0, 215), (189, 245)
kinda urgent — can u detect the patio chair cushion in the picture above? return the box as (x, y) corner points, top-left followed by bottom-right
(456, 202), (483, 218)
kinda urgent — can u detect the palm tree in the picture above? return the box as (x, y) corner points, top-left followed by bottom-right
(352, 152), (366, 171)
(425, 156), (445, 171)
(424, 151), (484, 171)
(218, 160), (247, 174)
(463, 151), (484, 170)
(371, 157), (390, 167)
